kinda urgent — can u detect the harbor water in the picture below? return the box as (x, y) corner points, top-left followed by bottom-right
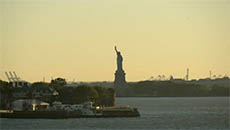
(1, 97), (229, 130)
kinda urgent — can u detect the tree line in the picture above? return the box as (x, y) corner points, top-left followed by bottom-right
(116, 80), (230, 97)
(0, 78), (115, 109)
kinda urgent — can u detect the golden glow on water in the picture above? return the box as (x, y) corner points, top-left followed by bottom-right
(1, 0), (229, 82)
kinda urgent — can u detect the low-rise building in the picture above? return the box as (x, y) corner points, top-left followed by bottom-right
(12, 87), (58, 102)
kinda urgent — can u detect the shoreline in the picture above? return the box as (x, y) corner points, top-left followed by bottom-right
(116, 96), (230, 98)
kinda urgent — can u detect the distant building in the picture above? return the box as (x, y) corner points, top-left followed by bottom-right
(12, 99), (49, 111)
(173, 78), (185, 83)
(12, 87), (58, 102)
(169, 75), (174, 80)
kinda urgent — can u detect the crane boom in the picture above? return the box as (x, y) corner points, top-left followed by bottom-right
(13, 71), (20, 81)
(5, 72), (12, 82)
(9, 72), (16, 81)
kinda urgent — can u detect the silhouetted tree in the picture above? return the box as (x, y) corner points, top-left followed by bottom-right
(50, 78), (67, 92)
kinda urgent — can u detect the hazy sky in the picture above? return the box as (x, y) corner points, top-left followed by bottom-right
(1, 0), (229, 82)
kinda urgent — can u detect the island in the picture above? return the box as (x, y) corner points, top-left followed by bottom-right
(0, 78), (140, 118)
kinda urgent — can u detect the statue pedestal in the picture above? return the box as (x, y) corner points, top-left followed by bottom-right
(114, 70), (127, 88)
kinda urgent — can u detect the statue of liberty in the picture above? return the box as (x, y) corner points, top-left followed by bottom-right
(114, 46), (127, 90)
(115, 46), (123, 71)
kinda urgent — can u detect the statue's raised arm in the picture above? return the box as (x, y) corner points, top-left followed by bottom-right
(115, 46), (118, 53)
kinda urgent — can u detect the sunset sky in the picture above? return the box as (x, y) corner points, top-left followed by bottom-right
(1, 0), (229, 82)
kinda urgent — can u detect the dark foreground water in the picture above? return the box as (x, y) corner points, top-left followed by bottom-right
(0, 97), (229, 130)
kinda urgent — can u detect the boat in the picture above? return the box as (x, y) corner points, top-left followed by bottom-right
(0, 101), (140, 119)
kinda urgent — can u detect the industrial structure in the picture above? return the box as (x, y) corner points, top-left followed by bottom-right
(185, 68), (189, 81)
(5, 71), (30, 87)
